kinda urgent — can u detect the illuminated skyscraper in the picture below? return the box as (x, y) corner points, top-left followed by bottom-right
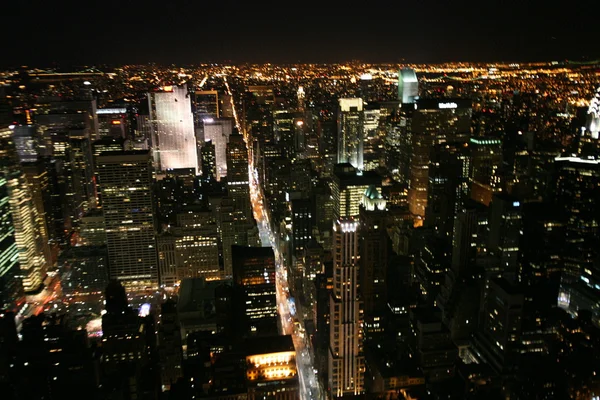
(397, 68), (419, 104)
(96, 151), (158, 290)
(337, 98), (365, 170)
(0, 127), (46, 293)
(0, 173), (21, 309)
(202, 118), (232, 181)
(407, 99), (472, 218)
(328, 219), (364, 397)
(200, 140), (217, 182)
(148, 85), (198, 174)
(226, 133), (251, 219)
(331, 163), (382, 220)
(585, 86), (600, 140)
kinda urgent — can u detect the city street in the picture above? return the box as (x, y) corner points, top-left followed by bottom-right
(223, 74), (324, 400)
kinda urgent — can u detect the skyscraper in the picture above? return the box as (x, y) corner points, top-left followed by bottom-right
(96, 151), (158, 290)
(200, 140), (217, 182)
(0, 127), (46, 293)
(328, 219), (364, 397)
(397, 68), (419, 104)
(0, 174), (21, 309)
(407, 99), (472, 218)
(148, 85), (198, 174)
(337, 98), (364, 170)
(226, 133), (251, 219)
(232, 245), (278, 337)
(202, 118), (232, 181)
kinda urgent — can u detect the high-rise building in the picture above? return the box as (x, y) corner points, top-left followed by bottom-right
(474, 278), (524, 372)
(232, 246), (278, 337)
(201, 118), (232, 181)
(12, 125), (38, 163)
(1, 127), (46, 293)
(148, 85), (198, 174)
(331, 163), (382, 220)
(337, 98), (365, 171)
(359, 189), (388, 317)
(328, 219), (365, 397)
(407, 99), (472, 218)
(96, 151), (158, 290)
(200, 140), (217, 182)
(470, 137), (503, 206)
(22, 161), (53, 266)
(397, 68), (419, 104)
(554, 155), (600, 325)
(194, 90), (219, 119)
(0, 174), (21, 310)
(487, 193), (522, 281)
(226, 133), (252, 218)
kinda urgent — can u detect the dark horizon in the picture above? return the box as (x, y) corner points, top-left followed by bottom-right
(3, 0), (599, 68)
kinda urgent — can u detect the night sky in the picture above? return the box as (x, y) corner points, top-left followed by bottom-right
(3, 0), (599, 67)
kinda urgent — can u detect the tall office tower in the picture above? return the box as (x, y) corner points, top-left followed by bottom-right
(328, 219), (364, 397)
(362, 107), (382, 171)
(243, 86), (275, 143)
(425, 142), (471, 241)
(397, 68), (419, 104)
(47, 133), (96, 229)
(579, 86), (600, 155)
(1, 127), (46, 293)
(274, 109), (295, 156)
(201, 118), (232, 181)
(226, 133), (251, 218)
(289, 196), (313, 294)
(148, 85), (198, 174)
(331, 163), (382, 220)
(194, 90), (219, 119)
(0, 175), (21, 310)
(172, 207), (220, 281)
(359, 188), (388, 318)
(487, 194), (522, 281)
(6, 172), (46, 293)
(96, 151), (158, 290)
(291, 197), (313, 259)
(22, 161), (53, 266)
(97, 107), (129, 139)
(407, 99), (472, 218)
(337, 98), (365, 170)
(474, 278), (524, 372)
(36, 97), (99, 150)
(200, 140), (217, 182)
(554, 155), (600, 325)
(297, 86), (306, 112)
(12, 125), (38, 163)
(231, 245), (278, 337)
(470, 137), (503, 206)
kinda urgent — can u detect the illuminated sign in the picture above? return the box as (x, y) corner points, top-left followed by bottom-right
(111, 120), (122, 125)
(512, 201), (520, 207)
(438, 102), (458, 109)
(97, 108), (127, 114)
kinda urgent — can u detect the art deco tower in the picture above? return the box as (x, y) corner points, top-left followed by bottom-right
(328, 219), (364, 397)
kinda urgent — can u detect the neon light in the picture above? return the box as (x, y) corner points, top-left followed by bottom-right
(438, 102), (458, 109)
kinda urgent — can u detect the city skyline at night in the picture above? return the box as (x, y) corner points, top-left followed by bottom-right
(1, 6), (600, 399)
